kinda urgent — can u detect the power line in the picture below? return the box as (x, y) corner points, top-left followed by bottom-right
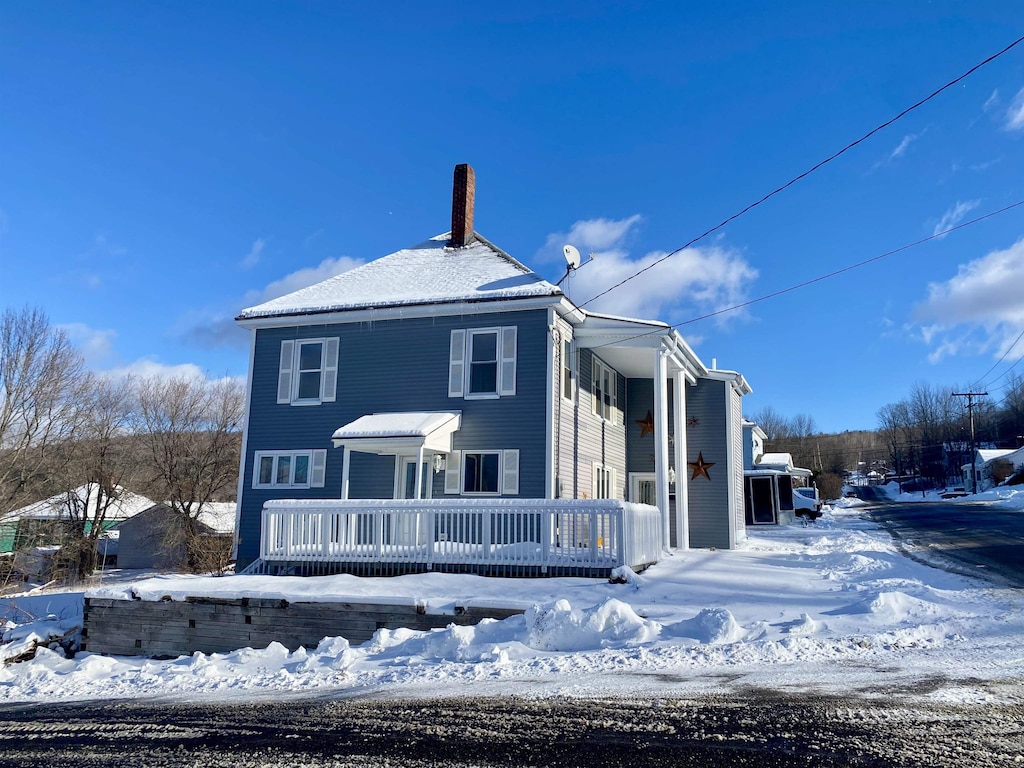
(975, 326), (1024, 389)
(589, 199), (1024, 349)
(579, 33), (1024, 309)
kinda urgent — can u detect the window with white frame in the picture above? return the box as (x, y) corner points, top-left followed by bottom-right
(592, 357), (617, 423)
(253, 450), (327, 489)
(592, 462), (616, 499)
(277, 338), (339, 405)
(448, 327), (517, 399)
(443, 449), (520, 495)
(562, 338), (574, 401)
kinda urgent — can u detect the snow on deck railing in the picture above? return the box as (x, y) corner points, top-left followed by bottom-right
(259, 498), (662, 573)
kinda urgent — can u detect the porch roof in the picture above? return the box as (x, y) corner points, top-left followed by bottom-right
(331, 411), (461, 455)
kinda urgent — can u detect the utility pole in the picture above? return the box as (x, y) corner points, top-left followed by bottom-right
(952, 392), (988, 492)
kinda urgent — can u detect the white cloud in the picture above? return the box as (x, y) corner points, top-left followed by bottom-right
(59, 322), (117, 367)
(983, 89), (1000, 113)
(913, 238), (1024, 362)
(536, 215), (643, 262)
(241, 238), (266, 269)
(181, 255), (365, 349)
(1004, 88), (1024, 131)
(932, 200), (980, 238)
(541, 216), (757, 327)
(889, 132), (920, 160)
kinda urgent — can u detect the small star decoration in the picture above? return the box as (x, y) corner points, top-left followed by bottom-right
(636, 410), (655, 437)
(687, 451), (715, 481)
(687, 417), (700, 428)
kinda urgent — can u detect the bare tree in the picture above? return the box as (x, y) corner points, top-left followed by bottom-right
(132, 375), (243, 571)
(48, 376), (139, 582)
(750, 406), (790, 441)
(0, 307), (89, 517)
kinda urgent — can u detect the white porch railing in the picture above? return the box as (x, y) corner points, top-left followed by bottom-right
(258, 498), (662, 576)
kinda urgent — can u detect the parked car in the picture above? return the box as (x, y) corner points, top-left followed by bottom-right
(793, 486), (823, 520)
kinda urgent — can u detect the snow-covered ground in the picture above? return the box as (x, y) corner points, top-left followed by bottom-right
(2, 500), (1023, 706)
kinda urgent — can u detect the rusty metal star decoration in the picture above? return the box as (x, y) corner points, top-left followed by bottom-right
(687, 416), (700, 428)
(636, 410), (655, 437)
(687, 451), (715, 481)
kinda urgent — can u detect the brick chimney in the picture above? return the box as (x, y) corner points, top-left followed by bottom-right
(449, 163), (475, 248)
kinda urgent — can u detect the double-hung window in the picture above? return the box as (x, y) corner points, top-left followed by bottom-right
(448, 326), (517, 399)
(443, 449), (520, 495)
(593, 462), (616, 499)
(253, 450), (327, 489)
(562, 338), (574, 401)
(277, 338), (339, 405)
(592, 357), (617, 423)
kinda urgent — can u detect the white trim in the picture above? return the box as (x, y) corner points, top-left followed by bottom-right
(654, 349), (671, 550)
(321, 338), (339, 402)
(310, 449), (327, 488)
(629, 472), (657, 506)
(237, 295), (568, 330)
(674, 370), (689, 550)
(396, 456), (432, 500)
(545, 311), (555, 500)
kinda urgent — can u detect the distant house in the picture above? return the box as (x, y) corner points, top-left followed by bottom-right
(962, 448), (1023, 492)
(232, 164), (752, 576)
(115, 502), (236, 570)
(1, 485), (156, 554)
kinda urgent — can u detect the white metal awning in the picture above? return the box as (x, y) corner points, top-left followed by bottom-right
(331, 411), (461, 455)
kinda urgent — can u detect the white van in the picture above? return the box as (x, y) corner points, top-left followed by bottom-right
(793, 485), (823, 520)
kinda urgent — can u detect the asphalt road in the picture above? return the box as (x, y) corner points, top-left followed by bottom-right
(866, 498), (1024, 588)
(0, 693), (1021, 767)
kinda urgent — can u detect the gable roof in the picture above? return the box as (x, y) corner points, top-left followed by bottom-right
(238, 233), (562, 321)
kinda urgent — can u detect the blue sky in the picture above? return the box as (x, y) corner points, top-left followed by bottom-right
(2, 2), (1023, 433)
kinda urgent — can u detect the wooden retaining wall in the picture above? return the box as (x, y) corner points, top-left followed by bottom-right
(82, 597), (524, 658)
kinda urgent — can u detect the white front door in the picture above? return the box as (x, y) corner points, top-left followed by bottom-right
(630, 472), (657, 506)
(396, 457), (431, 499)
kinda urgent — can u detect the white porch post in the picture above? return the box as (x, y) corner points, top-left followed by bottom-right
(653, 349), (671, 550)
(673, 369), (689, 550)
(340, 446), (351, 500)
(414, 446), (425, 500)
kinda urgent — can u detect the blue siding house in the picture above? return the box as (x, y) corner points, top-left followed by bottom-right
(233, 165), (751, 573)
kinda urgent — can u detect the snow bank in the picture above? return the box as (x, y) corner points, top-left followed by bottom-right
(1, 510), (1022, 705)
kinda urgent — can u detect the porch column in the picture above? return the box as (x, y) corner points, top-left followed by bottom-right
(673, 369), (689, 550)
(340, 446), (351, 500)
(653, 349), (671, 550)
(414, 446), (425, 500)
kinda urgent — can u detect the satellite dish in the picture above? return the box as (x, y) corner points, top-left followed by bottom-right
(562, 244), (581, 270)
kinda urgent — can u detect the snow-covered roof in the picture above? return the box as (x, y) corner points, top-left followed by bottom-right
(197, 502), (238, 535)
(756, 453), (812, 478)
(978, 449), (1016, 463)
(332, 411), (461, 455)
(9, 485), (157, 522)
(238, 233), (561, 320)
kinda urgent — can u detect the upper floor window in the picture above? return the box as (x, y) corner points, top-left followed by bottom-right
(253, 449), (327, 489)
(593, 462), (616, 499)
(277, 338), (339, 405)
(448, 326), (517, 399)
(592, 357), (618, 423)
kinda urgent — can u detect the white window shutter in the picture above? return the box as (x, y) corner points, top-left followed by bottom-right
(277, 340), (294, 404)
(321, 338), (339, 402)
(310, 450), (327, 488)
(448, 330), (466, 397)
(444, 450), (462, 494)
(499, 326), (517, 396)
(502, 449), (520, 495)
